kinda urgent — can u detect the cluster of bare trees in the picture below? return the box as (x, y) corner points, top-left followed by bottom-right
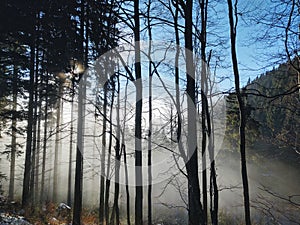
(0, 0), (299, 225)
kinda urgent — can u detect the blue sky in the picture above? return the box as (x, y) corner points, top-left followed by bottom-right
(209, 0), (299, 90)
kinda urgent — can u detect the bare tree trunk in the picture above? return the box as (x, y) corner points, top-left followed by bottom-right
(47, 110), (54, 200)
(185, 1), (205, 224)
(73, 103), (84, 225)
(35, 58), (45, 203)
(30, 81), (37, 206)
(30, 24), (41, 205)
(200, 0), (209, 223)
(40, 71), (49, 204)
(22, 37), (35, 208)
(34, 99), (42, 203)
(67, 85), (74, 207)
(134, 0), (143, 224)
(99, 82), (107, 225)
(53, 82), (62, 203)
(73, 0), (86, 223)
(91, 103), (97, 206)
(147, 1), (152, 224)
(173, 0), (186, 165)
(122, 79), (130, 225)
(227, 1), (251, 224)
(104, 158), (111, 223)
(110, 76), (121, 225)
(73, 71), (85, 225)
(201, 94), (207, 225)
(105, 81), (115, 224)
(8, 65), (18, 202)
(206, 86), (218, 225)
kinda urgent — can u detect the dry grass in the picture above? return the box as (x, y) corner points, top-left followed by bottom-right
(0, 201), (99, 225)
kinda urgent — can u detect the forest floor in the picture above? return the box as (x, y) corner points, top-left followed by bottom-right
(0, 196), (98, 225)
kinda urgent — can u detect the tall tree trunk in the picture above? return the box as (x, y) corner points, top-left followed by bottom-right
(104, 150), (111, 224)
(48, 109), (54, 200)
(53, 82), (62, 203)
(30, 78), (37, 206)
(35, 58), (45, 203)
(73, 79), (84, 225)
(67, 85), (74, 206)
(201, 93), (207, 225)
(30, 11), (42, 205)
(73, 0), (86, 223)
(147, 2), (152, 225)
(122, 79), (130, 225)
(99, 83), (107, 225)
(110, 76), (120, 225)
(227, 1), (251, 224)
(40, 71), (49, 204)
(34, 99), (42, 204)
(185, 1), (205, 225)
(200, 0), (208, 223)
(173, 0), (186, 164)
(134, 0), (143, 224)
(203, 83), (218, 225)
(105, 81), (115, 224)
(73, 68), (86, 224)
(208, 100), (218, 225)
(91, 104), (97, 206)
(22, 34), (36, 207)
(8, 65), (18, 202)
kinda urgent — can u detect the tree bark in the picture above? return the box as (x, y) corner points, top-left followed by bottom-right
(105, 81), (115, 224)
(34, 98), (42, 203)
(53, 82), (62, 203)
(67, 85), (74, 206)
(30, 13), (42, 205)
(173, 0), (186, 164)
(200, 0), (209, 223)
(8, 65), (18, 202)
(122, 79), (131, 225)
(147, 2), (152, 224)
(110, 76), (121, 225)
(205, 90), (219, 225)
(227, 1), (251, 224)
(40, 70), (49, 204)
(73, 0), (86, 223)
(22, 35), (36, 208)
(185, 1), (205, 225)
(134, 0), (143, 224)
(73, 72), (85, 225)
(99, 82), (107, 225)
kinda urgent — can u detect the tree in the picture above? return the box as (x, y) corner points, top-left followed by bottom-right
(227, 0), (251, 224)
(146, 1), (153, 224)
(22, 13), (37, 208)
(134, 0), (143, 224)
(67, 68), (75, 207)
(0, 39), (28, 202)
(207, 79), (219, 225)
(8, 63), (19, 202)
(99, 80), (107, 225)
(122, 79), (131, 225)
(185, 1), (205, 225)
(73, 67), (85, 225)
(104, 79), (115, 224)
(110, 75), (121, 225)
(199, 0), (209, 223)
(73, 0), (86, 223)
(52, 76), (63, 203)
(40, 71), (50, 204)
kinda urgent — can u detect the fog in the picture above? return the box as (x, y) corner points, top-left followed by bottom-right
(1, 128), (299, 224)
(0, 74), (299, 224)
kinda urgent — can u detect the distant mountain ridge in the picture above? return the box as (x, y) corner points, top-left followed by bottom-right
(225, 60), (299, 165)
